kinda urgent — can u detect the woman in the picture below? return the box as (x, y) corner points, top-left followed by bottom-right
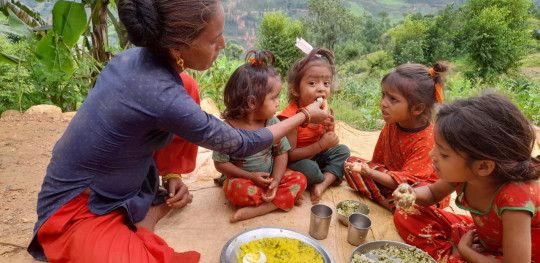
(27, 0), (328, 262)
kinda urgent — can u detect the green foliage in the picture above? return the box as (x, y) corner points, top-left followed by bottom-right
(332, 76), (384, 130)
(302, 0), (361, 51)
(387, 14), (431, 64)
(188, 55), (243, 110)
(462, 0), (533, 80)
(256, 11), (304, 76)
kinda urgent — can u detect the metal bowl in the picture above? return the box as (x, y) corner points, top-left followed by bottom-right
(220, 227), (335, 263)
(349, 240), (436, 262)
(336, 200), (370, 226)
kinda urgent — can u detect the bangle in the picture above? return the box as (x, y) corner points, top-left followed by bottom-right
(317, 140), (324, 152)
(162, 173), (182, 186)
(297, 107), (311, 128)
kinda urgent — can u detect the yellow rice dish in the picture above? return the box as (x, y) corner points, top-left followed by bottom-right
(237, 237), (323, 263)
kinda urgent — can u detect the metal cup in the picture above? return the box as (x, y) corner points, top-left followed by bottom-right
(309, 204), (333, 240)
(347, 213), (372, 245)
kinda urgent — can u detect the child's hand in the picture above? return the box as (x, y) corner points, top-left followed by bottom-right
(345, 161), (370, 176)
(392, 183), (416, 209)
(262, 182), (278, 202)
(458, 230), (485, 255)
(319, 131), (339, 152)
(323, 108), (335, 132)
(250, 172), (273, 188)
(164, 178), (193, 208)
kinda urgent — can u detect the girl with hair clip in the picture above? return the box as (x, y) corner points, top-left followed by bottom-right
(277, 48), (351, 204)
(393, 92), (540, 263)
(213, 50), (307, 223)
(344, 62), (451, 211)
(27, 1), (328, 262)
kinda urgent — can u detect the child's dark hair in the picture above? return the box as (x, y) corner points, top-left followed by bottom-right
(382, 61), (449, 122)
(222, 50), (280, 120)
(436, 92), (540, 184)
(286, 48), (336, 103)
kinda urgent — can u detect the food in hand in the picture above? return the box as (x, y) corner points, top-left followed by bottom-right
(316, 97), (328, 111)
(394, 183), (415, 209)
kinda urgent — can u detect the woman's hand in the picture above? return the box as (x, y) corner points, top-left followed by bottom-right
(305, 100), (331, 124)
(250, 172), (273, 188)
(165, 177), (193, 208)
(323, 108), (335, 132)
(392, 183), (416, 209)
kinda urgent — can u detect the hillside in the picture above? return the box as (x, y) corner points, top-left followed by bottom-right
(18, 0), (467, 49)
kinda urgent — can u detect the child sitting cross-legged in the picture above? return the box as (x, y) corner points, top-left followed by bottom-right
(213, 50), (308, 223)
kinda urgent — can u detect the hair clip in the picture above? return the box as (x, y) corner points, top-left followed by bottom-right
(428, 68), (443, 104)
(248, 57), (263, 66)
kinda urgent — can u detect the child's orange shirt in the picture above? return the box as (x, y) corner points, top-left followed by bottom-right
(278, 103), (324, 149)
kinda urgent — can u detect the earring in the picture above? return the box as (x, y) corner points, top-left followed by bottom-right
(175, 54), (185, 71)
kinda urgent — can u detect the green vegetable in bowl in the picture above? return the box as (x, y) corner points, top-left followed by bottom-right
(351, 244), (433, 263)
(337, 200), (363, 217)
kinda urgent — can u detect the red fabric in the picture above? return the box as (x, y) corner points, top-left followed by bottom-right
(394, 181), (540, 263)
(344, 123), (449, 209)
(371, 123), (439, 185)
(153, 72), (201, 175)
(394, 205), (475, 263)
(37, 194), (200, 263)
(223, 169), (307, 211)
(455, 182), (540, 260)
(343, 156), (450, 210)
(277, 103), (324, 149)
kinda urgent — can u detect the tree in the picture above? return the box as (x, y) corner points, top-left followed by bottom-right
(387, 14), (431, 64)
(462, 0), (533, 79)
(301, 0), (361, 51)
(256, 11), (304, 76)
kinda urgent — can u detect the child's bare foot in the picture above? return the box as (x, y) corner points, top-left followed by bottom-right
(230, 202), (278, 223)
(135, 203), (171, 232)
(310, 173), (337, 204)
(295, 195), (304, 206)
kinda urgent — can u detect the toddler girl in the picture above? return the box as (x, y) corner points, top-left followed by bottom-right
(277, 48), (350, 204)
(344, 62), (450, 211)
(393, 92), (540, 262)
(213, 50), (307, 222)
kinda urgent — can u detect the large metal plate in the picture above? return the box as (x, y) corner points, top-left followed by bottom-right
(221, 226), (335, 263)
(349, 240), (436, 263)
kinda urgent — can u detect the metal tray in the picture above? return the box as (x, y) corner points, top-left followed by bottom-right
(221, 226), (335, 263)
(349, 240), (436, 263)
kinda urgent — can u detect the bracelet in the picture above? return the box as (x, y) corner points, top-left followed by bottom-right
(297, 107), (311, 128)
(162, 173), (182, 186)
(317, 140), (324, 152)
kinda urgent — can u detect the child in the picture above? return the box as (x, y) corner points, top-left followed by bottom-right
(213, 50), (307, 223)
(393, 92), (540, 263)
(344, 62), (450, 211)
(277, 48), (351, 204)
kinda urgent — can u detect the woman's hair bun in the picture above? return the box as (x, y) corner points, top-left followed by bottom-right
(118, 0), (162, 47)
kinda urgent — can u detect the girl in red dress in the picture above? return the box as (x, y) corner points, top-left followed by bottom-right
(393, 93), (540, 263)
(344, 62), (450, 211)
(213, 51), (307, 222)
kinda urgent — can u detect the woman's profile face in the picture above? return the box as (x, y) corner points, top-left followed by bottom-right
(180, 2), (226, 71)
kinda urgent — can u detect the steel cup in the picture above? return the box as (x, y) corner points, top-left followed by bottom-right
(309, 204), (333, 240)
(347, 213), (372, 245)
